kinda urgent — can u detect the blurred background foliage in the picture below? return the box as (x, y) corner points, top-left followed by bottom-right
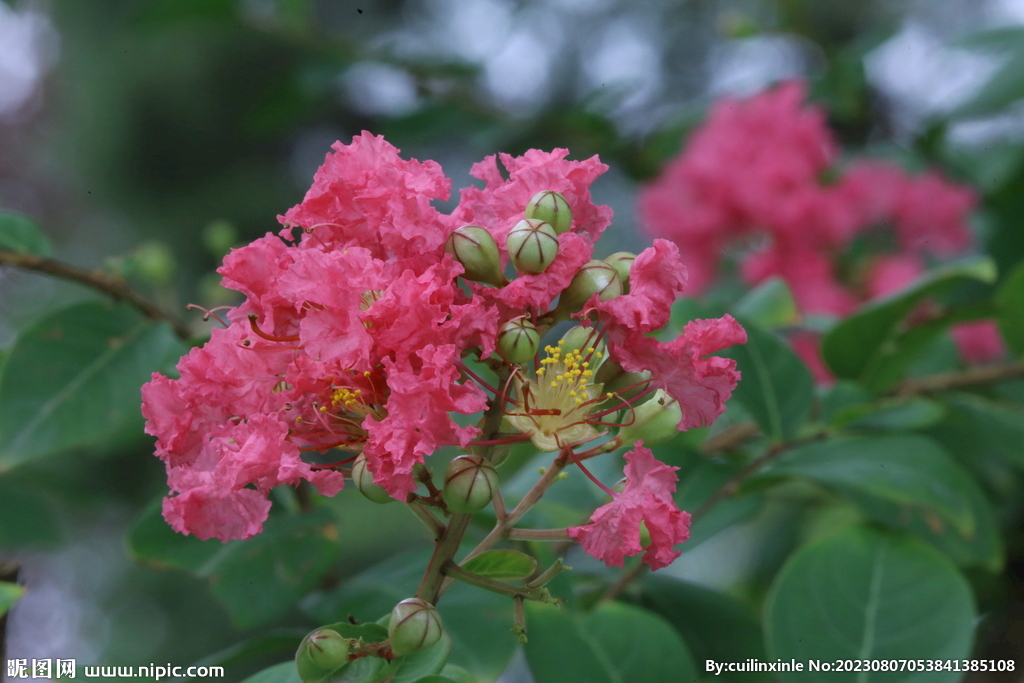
(4, 0), (1024, 681)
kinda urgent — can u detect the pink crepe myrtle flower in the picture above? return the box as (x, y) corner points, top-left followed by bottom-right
(568, 443), (691, 571)
(638, 79), (995, 374)
(142, 133), (744, 550)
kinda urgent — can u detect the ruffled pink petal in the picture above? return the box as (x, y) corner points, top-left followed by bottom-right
(568, 444), (691, 571)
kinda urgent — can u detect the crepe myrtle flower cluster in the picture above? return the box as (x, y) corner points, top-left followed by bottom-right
(640, 80), (1003, 374)
(141, 132), (745, 575)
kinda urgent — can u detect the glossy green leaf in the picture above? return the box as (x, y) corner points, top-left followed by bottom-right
(525, 601), (697, 683)
(821, 257), (997, 392)
(391, 633), (452, 683)
(770, 435), (976, 537)
(131, 503), (341, 629)
(765, 526), (976, 681)
(721, 321), (814, 442)
(848, 474), (1004, 571)
(732, 278), (798, 330)
(412, 678), (463, 683)
(638, 576), (768, 683)
(995, 259), (1024, 355)
(0, 210), (51, 256)
(928, 392), (1024, 470)
(0, 302), (186, 470)
(0, 580), (24, 617)
(460, 550), (537, 581)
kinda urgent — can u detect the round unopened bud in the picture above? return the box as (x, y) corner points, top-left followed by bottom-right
(443, 455), (499, 514)
(525, 191), (572, 234)
(617, 390), (683, 447)
(595, 356), (624, 385)
(296, 628), (350, 678)
(559, 325), (605, 358)
(352, 454), (394, 504)
(507, 219), (559, 274)
(388, 598), (443, 657)
(604, 252), (636, 294)
(498, 317), (540, 365)
(605, 370), (653, 404)
(445, 226), (504, 287)
(559, 260), (622, 313)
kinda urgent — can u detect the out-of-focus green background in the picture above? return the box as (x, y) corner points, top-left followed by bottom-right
(3, 0), (1024, 680)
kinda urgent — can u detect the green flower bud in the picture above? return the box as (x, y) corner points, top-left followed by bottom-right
(352, 454), (394, 504)
(605, 370), (653, 403)
(617, 390), (682, 447)
(497, 316), (540, 364)
(558, 260), (622, 313)
(525, 190), (572, 234)
(604, 252), (636, 294)
(507, 219), (559, 274)
(388, 598), (443, 657)
(558, 325), (605, 358)
(442, 455), (498, 514)
(133, 241), (176, 286)
(296, 628), (350, 680)
(445, 226), (504, 287)
(594, 356), (624, 385)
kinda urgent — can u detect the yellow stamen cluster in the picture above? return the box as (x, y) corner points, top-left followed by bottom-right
(505, 340), (607, 452)
(331, 387), (363, 409)
(537, 340), (602, 404)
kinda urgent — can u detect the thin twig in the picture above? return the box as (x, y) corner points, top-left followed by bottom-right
(508, 528), (570, 541)
(893, 361), (1024, 396)
(0, 250), (191, 339)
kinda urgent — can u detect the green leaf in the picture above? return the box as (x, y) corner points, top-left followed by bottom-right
(240, 662), (301, 683)
(928, 392), (1024, 470)
(732, 278), (799, 330)
(0, 210), (51, 256)
(300, 550), (515, 683)
(721, 321), (814, 442)
(131, 503), (341, 629)
(638, 576), (768, 683)
(770, 435), (976, 537)
(459, 550), (537, 581)
(208, 513), (341, 629)
(829, 396), (945, 432)
(996, 259), (1024, 355)
(765, 525), (976, 681)
(848, 475), (1004, 572)
(673, 458), (763, 549)
(391, 632), (453, 683)
(0, 302), (187, 470)
(0, 580), (24, 617)
(0, 477), (61, 548)
(188, 630), (308, 678)
(822, 257), (997, 392)
(953, 50), (1024, 119)
(525, 601), (697, 683)
(958, 25), (1024, 51)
